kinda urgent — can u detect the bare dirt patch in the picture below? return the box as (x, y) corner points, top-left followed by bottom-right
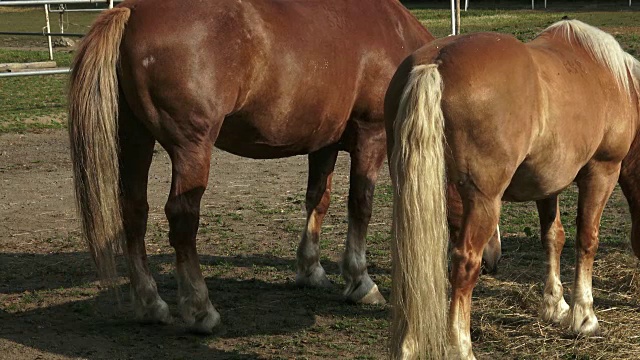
(0, 130), (391, 360)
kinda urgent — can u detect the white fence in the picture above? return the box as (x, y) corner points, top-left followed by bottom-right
(451, 0), (635, 34)
(0, 0), (122, 77)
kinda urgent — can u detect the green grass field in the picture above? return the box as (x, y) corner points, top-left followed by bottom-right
(0, 7), (93, 132)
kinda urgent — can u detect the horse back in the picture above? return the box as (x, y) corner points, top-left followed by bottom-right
(394, 30), (637, 201)
(527, 32), (637, 164)
(117, 0), (433, 158)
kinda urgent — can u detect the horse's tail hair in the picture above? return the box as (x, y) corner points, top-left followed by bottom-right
(389, 64), (449, 360)
(68, 7), (131, 285)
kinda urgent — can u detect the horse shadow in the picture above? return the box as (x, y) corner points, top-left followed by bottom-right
(0, 251), (388, 359)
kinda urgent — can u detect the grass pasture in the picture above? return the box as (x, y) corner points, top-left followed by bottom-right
(1, 4), (640, 360)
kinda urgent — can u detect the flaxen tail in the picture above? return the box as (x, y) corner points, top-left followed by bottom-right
(389, 64), (449, 360)
(68, 8), (131, 285)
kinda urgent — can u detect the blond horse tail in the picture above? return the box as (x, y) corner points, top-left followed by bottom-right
(390, 64), (449, 360)
(68, 7), (131, 285)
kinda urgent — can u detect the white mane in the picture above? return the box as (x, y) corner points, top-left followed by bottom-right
(544, 19), (640, 94)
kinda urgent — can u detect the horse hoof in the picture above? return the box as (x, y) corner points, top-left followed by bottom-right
(540, 297), (569, 324)
(295, 265), (333, 289)
(135, 298), (173, 325)
(188, 307), (221, 335)
(345, 282), (387, 305)
(448, 344), (477, 360)
(179, 297), (221, 335)
(357, 284), (386, 305)
(563, 306), (599, 336)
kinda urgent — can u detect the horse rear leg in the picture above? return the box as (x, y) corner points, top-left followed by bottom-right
(536, 195), (569, 324)
(296, 146), (339, 288)
(449, 192), (501, 360)
(342, 123), (386, 304)
(119, 103), (171, 324)
(165, 140), (220, 334)
(562, 163), (619, 335)
(448, 183), (501, 273)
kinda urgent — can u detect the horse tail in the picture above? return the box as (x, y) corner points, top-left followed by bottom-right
(68, 7), (131, 285)
(389, 64), (449, 360)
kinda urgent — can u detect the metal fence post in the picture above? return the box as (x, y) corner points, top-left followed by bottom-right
(450, 0), (456, 35)
(456, 0), (461, 34)
(43, 4), (53, 60)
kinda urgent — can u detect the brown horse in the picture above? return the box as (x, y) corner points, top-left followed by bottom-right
(67, 0), (433, 333)
(386, 20), (640, 359)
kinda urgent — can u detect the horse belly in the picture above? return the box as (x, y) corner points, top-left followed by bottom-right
(214, 112), (345, 159)
(502, 161), (578, 202)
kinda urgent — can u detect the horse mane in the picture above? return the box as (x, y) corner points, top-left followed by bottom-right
(544, 19), (640, 94)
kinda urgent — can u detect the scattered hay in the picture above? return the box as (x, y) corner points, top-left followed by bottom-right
(473, 236), (640, 359)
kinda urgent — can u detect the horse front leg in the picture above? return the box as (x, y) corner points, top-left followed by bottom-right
(536, 195), (570, 324)
(563, 163), (619, 335)
(296, 146), (339, 288)
(165, 140), (220, 334)
(341, 123), (386, 304)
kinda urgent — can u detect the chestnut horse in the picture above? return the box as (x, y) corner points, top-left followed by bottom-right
(386, 20), (640, 359)
(67, 0), (433, 333)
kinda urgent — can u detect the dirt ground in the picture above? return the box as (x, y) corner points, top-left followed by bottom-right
(2, 131), (640, 360)
(0, 130), (395, 360)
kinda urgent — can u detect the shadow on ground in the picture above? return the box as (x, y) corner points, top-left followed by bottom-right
(0, 251), (387, 359)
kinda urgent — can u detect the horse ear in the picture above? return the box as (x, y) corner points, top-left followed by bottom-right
(561, 15), (571, 20)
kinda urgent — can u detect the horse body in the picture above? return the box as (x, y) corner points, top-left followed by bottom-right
(386, 20), (640, 359)
(415, 30), (637, 202)
(68, 0), (433, 335)
(120, 0), (428, 159)
(507, 31), (638, 199)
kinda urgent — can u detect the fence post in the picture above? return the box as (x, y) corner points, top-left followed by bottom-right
(450, 0), (456, 35)
(108, 0), (113, 9)
(43, 4), (53, 60)
(456, 0), (461, 34)
(59, 4), (64, 34)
